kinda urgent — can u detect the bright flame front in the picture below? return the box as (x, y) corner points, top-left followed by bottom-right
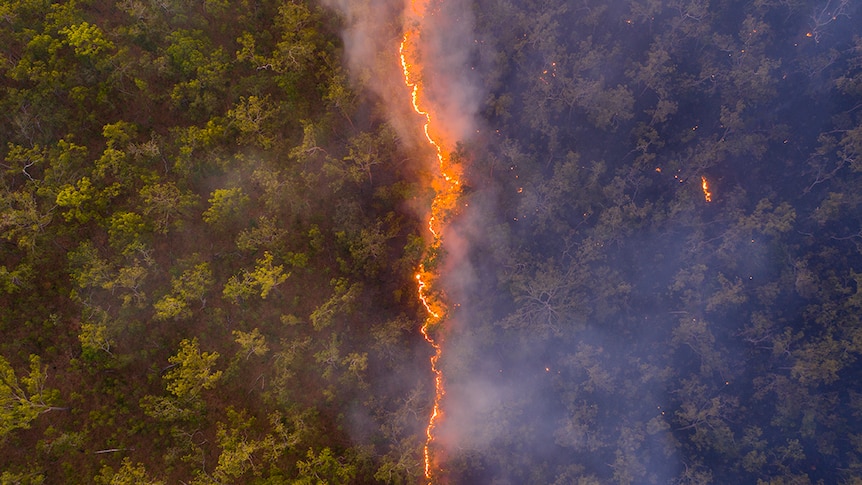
(400, 3), (463, 481)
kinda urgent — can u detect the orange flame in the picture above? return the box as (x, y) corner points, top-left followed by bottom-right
(701, 176), (713, 202)
(416, 270), (443, 481)
(400, 4), (463, 481)
(400, 29), (462, 239)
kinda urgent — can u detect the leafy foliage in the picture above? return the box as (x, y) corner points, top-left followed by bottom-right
(0, 1), (425, 481)
(0, 355), (61, 439)
(164, 338), (222, 401)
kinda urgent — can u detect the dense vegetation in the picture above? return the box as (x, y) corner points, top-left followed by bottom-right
(1, 0), (430, 483)
(3, 0), (862, 484)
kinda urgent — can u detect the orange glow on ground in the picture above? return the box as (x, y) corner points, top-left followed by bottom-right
(400, 3), (463, 481)
(701, 176), (713, 202)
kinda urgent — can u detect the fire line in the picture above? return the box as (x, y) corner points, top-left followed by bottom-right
(400, 4), (463, 481)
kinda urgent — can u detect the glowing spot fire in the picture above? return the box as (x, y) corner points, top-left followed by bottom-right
(701, 176), (713, 202)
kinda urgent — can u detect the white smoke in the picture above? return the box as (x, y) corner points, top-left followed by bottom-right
(321, 0), (482, 151)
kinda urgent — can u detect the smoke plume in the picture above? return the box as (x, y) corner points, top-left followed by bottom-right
(322, 0), (487, 476)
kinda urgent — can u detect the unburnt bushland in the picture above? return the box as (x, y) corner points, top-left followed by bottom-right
(1, 1), (430, 483)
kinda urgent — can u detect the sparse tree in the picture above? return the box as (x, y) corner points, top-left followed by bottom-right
(164, 338), (222, 401)
(0, 355), (63, 438)
(223, 251), (288, 302)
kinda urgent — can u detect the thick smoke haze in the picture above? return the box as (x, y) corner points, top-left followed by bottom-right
(326, 0), (862, 483)
(322, 0), (493, 474)
(320, 0), (417, 144)
(321, 0), (482, 153)
(404, 1), (482, 144)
